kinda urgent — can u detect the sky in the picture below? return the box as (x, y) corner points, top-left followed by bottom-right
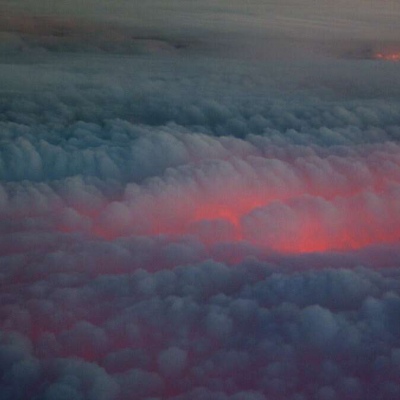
(1, 1), (400, 400)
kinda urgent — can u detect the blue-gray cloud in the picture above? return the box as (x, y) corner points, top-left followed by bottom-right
(1, 5), (400, 400)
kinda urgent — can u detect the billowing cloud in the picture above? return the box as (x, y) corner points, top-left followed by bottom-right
(1, 2), (400, 400)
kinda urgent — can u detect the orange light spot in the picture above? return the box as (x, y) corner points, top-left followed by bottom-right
(374, 51), (400, 61)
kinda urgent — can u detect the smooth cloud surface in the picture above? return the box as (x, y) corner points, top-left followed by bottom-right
(1, 2), (400, 400)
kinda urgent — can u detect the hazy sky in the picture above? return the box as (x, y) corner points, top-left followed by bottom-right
(2, 0), (400, 40)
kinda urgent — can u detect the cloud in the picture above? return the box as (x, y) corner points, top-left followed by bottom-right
(1, 3), (400, 400)
(158, 347), (187, 377)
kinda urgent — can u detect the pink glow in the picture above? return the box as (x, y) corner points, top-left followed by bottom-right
(45, 146), (400, 256)
(64, 184), (400, 255)
(374, 51), (400, 61)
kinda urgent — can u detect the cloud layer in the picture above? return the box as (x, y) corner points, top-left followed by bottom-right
(1, 5), (400, 400)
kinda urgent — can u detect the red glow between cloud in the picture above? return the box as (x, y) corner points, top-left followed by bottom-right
(52, 153), (400, 256)
(79, 189), (400, 255)
(374, 52), (400, 61)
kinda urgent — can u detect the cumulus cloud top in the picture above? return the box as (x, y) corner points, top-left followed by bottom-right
(1, 2), (400, 399)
